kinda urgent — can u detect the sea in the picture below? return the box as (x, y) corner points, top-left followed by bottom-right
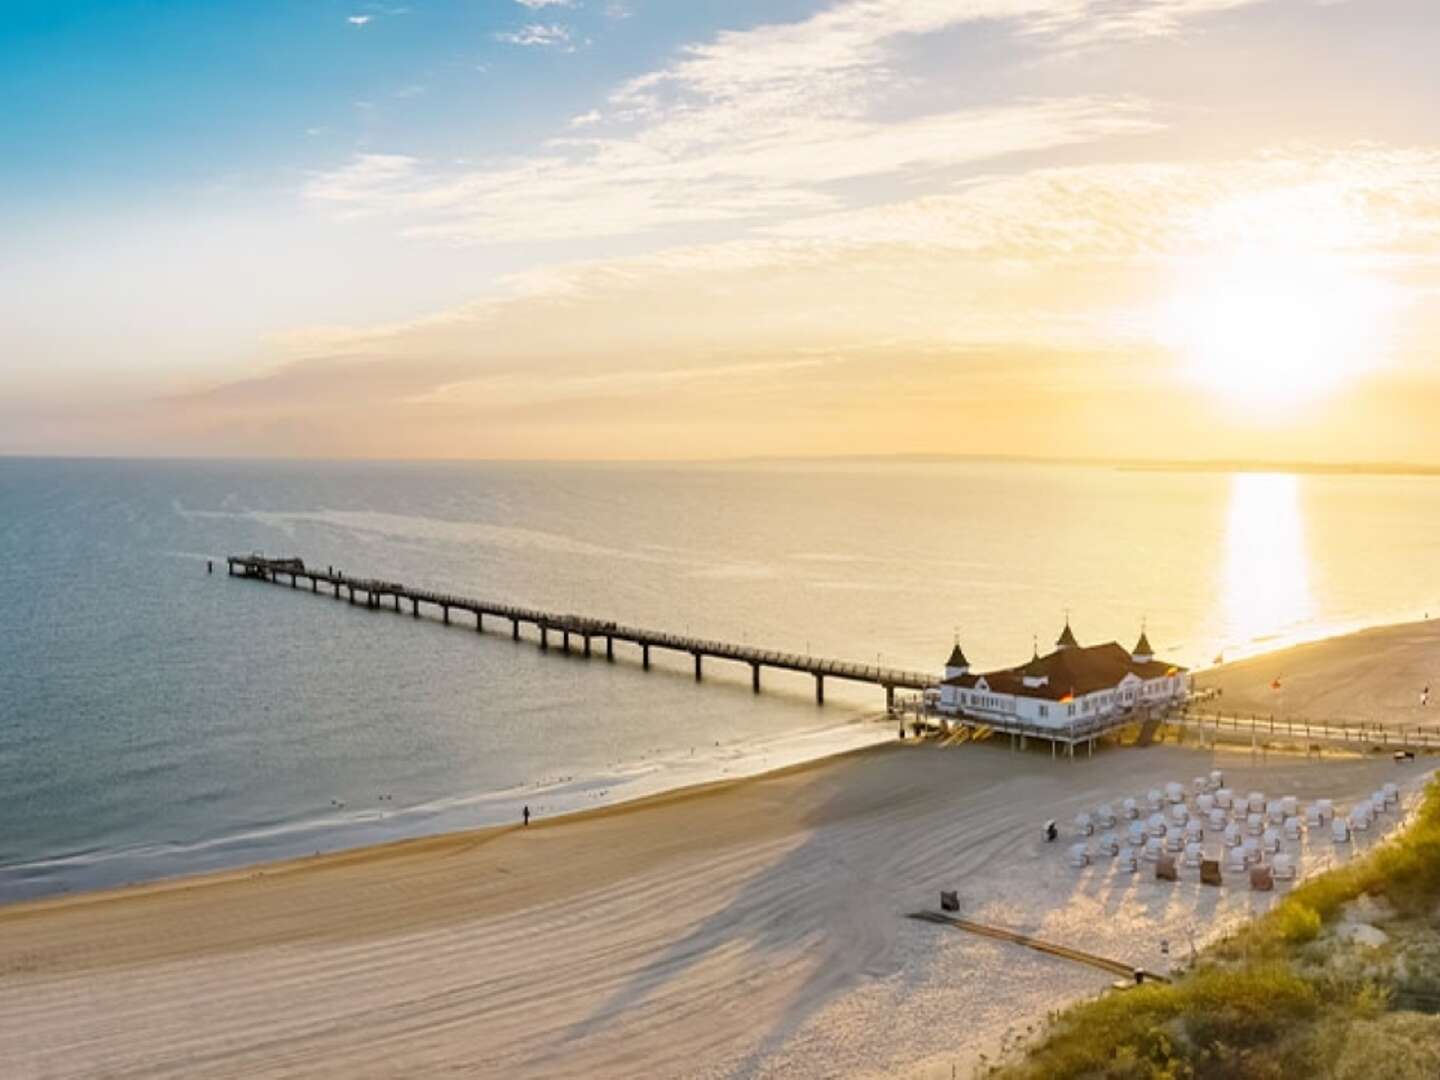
(4, 456), (1439, 901)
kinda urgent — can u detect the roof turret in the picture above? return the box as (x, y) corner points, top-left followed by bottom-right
(1056, 619), (1079, 650)
(946, 642), (969, 670)
(1132, 630), (1154, 661)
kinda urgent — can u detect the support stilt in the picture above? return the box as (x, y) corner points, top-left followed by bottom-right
(694, 653), (702, 681)
(541, 626), (549, 650)
(815, 674), (825, 705)
(583, 636), (591, 657)
(512, 619), (520, 640)
(752, 664), (761, 693)
(606, 636), (614, 661)
(642, 644), (651, 670)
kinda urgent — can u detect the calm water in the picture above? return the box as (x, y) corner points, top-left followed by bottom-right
(3, 457), (1439, 900)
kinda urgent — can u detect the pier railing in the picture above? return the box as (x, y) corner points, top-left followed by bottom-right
(227, 554), (936, 706)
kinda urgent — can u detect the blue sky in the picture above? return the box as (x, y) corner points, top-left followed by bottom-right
(3, 1), (1439, 460)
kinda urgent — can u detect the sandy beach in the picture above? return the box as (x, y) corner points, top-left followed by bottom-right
(1199, 616), (1440, 725)
(3, 623), (1437, 1079)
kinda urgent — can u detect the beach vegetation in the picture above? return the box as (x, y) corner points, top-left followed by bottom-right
(995, 776), (1440, 1079)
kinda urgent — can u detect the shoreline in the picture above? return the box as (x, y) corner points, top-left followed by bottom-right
(8, 610), (1439, 912)
(0, 740), (896, 921)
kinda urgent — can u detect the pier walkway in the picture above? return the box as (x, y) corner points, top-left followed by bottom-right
(227, 555), (936, 707)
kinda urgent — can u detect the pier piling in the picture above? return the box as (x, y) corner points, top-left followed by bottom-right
(226, 554), (935, 712)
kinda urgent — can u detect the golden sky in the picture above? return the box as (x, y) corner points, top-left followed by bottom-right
(4, 1), (1439, 461)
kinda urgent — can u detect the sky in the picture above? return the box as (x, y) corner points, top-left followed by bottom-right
(3, 0), (1438, 461)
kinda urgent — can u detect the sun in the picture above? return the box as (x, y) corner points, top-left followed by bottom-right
(1160, 249), (1393, 407)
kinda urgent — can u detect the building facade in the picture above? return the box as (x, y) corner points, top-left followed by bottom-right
(935, 622), (1189, 730)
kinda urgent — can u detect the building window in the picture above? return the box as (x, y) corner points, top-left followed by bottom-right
(1039, 705), (1049, 718)
(1067, 704), (1076, 717)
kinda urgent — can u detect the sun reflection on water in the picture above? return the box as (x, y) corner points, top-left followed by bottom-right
(1223, 473), (1315, 650)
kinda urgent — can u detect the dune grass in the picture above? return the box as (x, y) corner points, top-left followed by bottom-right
(995, 775), (1440, 1080)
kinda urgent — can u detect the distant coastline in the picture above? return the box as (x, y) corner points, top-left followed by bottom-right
(7, 451), (1440, 477)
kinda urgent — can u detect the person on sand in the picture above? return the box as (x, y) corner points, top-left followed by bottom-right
(1422, 685), (1430, 707)
(522, 805), (530, 827)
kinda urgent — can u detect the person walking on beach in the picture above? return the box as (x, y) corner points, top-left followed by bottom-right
(522, 805), (530, 827)
(1422, 685), (1430, 708)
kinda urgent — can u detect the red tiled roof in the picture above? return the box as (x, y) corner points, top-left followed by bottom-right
(941, 641), (1186, 701)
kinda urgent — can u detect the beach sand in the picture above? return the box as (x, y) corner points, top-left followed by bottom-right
(3, 624), (1437, 1078)
(1199, 617), (1440, 725)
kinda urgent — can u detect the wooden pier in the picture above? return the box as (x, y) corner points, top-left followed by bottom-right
(227, 555), (936, 708)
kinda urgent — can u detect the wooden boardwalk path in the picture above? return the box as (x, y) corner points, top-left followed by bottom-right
(227, 554), (936, 707)
(906, 911), (1168, 983)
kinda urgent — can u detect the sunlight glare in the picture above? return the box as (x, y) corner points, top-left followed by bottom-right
(1223, 473), (1315, 649)
(1162, 249), (1392, 407)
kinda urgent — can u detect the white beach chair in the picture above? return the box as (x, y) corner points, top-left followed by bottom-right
(1281, 795), (1298, 818)
(1127, 822), (1146, 847)
(1246, 812), (1264, 836)
(1185, 819), (1205, 843)
(1282, 816), (1302, 841)
(1122, 797), (1140, 820)
(1095, 804), (1117, 828)
(1317, 798), (1334, 822)
(1383, 782), (1400, 808)
(1272, 853), (1297, 880)
(1226, 846), (1249, 872)
(1068, 843), (1091, 868)
(1192, 776), (1207, 796)
(1304, 804), (1323, 828)
(1165, 781), (1185, 805)
(1350, 809), (1372, 832)
(1117, 849), (1139, 873)
(1332, 819), (1351, 843)
(1147, 813), (1168, 838)
(1183, 841), (1204, 867)
(1265, 800), (1284, 825)
(1261, 827), (1281, 853)
(1147, 788), (1164, 812)
(1098, 832), (1120, 856)
(1209, 769), (1224, 790)
(1370, 793), (1387, 817)
(1215, 788), (1234, 810)
(1073, 812), (1094, 837)
(1241, 838), (1261, 865)
(1142, 837), (1162, 863)
(1170, 803), (1189, 826)
(1208, 808), (1227, 831)
(1247, 791), (1266, 814)
(1165, 831), (1184, 853)
(1223, 823), (1242, 847)
(1196, 793), (1216, 814)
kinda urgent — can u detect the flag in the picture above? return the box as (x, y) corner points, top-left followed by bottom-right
(1271, 677), (1282, 690)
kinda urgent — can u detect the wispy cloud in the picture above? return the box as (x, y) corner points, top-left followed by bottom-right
(495, 23), (574, 49)
(309, 0), (1275, 246)
(514, 0), (574, 8)
(346, 15), (371, 26)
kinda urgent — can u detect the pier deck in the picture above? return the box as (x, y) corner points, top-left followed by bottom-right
(227, 555), (935, 707)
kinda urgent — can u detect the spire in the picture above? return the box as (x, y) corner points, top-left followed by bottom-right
(1055, 616), (1079, 650)
(946, 641), (969, 670)
(1132, 626), (1154, 662)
